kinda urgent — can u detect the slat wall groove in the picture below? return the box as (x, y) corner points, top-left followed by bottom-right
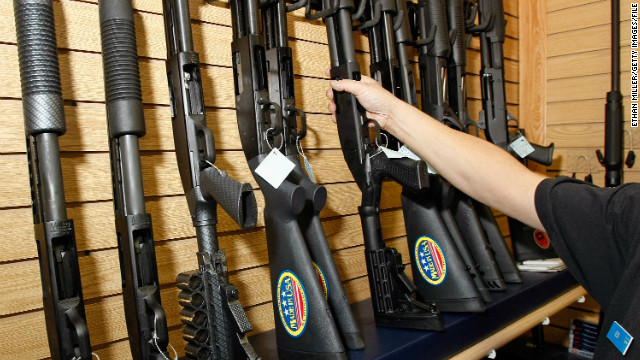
(0, 0), (518, 358)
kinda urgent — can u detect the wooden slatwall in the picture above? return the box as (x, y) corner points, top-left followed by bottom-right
(0, 0), (520, 358)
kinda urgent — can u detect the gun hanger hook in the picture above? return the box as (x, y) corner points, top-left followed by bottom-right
(352, 0), (367, 21)
(574, 155), (593, 183)
(625, 129), (636, 168)
(287, 0), (308, 12)
(392, 9), (404, 32)
(306, 0), (341, 21)
(357, 1), (382, 30)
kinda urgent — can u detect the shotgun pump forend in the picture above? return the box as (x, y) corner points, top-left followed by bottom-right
(99, 0), (172, 357)
(14, 0), (93, 358)
(311, 0), (443, 331)
(163, 0), (259, 358)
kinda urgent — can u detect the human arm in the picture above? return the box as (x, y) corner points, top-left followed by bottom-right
(327, 75), (547, 230)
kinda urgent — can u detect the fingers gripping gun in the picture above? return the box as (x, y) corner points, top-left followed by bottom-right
(14, 1), (93, 358)
(162, 1), (259, 358)
(466, 0), (554, 166)
(99, 1), (172, 358)
(227, 0), (362, 357)
(307, 0), (443, 330)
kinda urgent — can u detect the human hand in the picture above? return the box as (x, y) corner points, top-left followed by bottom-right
(325, 69), (399, 129)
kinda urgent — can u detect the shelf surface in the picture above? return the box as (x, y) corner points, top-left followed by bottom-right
(249, 270), (579, 360)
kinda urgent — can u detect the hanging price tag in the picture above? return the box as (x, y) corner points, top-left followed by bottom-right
(398, 145), (421, 160)
(509, 135), (535, 159)
(254, 148), (295, 189)
(381, 146), (404, 159)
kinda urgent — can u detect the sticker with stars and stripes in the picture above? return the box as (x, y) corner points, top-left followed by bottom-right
(415, 236), (447, 285)
(277, 270), (308, 337)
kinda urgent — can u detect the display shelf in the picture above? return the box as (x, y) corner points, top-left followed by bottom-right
(250, 270), (585, 360)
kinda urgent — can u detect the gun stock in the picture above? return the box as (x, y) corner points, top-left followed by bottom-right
(229, 0), (352, 357)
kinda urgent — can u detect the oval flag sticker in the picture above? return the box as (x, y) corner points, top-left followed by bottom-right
(415, 236), (447, 285)
(277, 271), (308, 337)
(313, 262), (328, 299)
(533, 229), (550, 249)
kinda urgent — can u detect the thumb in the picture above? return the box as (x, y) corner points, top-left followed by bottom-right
(330, 79), (361, 94)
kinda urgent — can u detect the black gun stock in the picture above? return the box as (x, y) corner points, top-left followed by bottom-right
(310, 0), (443, 330)
(14, 1), (93, 358)
(260, 0), (365, 350)
(228, 0), (350, 358)
(99, 1), (171, 358)
(162, 1), (259, 358)
(411, 0), (508, 293)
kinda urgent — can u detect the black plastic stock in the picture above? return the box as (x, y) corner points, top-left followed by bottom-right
(229, 0), (354, 357)
(99, 1), (171, 358)
(315, 0), (443, 330)
(163, 1), (259, 358)
(14, 1), (92, 358)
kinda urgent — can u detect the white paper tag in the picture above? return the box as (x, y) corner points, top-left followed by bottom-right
(509, 135), (535, 158)
(254, 148), (295, 189)
(381, 146), (404, 159)
(398, 145), (422, 161)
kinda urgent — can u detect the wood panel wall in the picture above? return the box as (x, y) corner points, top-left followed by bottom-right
(0, 0), (520, 358)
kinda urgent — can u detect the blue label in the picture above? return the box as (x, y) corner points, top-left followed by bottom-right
(414, 236), (447, 285)
(277, 271), (308, 338)
(607, 321), (634, 355)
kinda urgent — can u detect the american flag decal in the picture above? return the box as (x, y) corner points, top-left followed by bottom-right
(277, 270), (308, 337)
(415, 236), (447, 285)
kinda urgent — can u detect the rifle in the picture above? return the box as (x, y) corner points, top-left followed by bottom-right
(260, 0), (365, 351)
(307, 0), (443, 330)
(162, 1), (260, 358)
(14, 1), (93, 359)
(466, 0), (554, 266)
(354, 0), (488, 311)
(466, 0), (554, 166)
(443, 0), (521, 285)
(228, 0), (360, 357)
(412, 0), (508, 293)
(99, 1), (171, 358)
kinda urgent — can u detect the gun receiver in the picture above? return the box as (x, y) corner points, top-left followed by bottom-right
(162, 1), (259, 358)
(308, 0), (443, 330)
(467, 0), (554, 166)
(228, 0), (358, 357)
(14, 0), (93, 358)
(99, 1), (171, 358)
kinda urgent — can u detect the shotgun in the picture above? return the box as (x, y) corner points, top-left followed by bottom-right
(99, 0), (172, 357)
(227, 0), (359, 357)
(162, 0), (260, 358)
(307, 0), (443, 330)
(355, 0), (488, 311)
(14, 0), (93, 358)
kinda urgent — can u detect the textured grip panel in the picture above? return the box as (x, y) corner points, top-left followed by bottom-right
(101, 18), (142, 104)
(447, 0), (466, 66)
(371, 155), (429, 191)
(526, 142), (555, 166)
(424, 0), (450, 57)
(200, 167), (258, 229)
(14, 0), (66, 135)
